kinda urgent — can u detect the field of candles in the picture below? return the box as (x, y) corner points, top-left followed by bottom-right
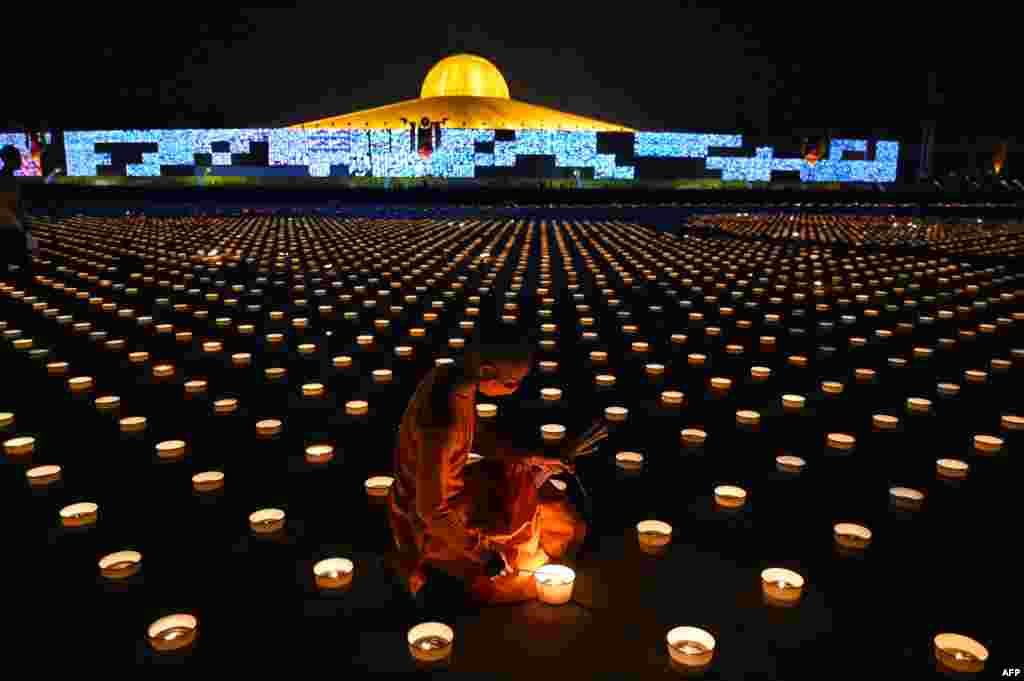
(2, 212), (1020, 675)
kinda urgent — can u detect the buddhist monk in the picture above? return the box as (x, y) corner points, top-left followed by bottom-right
(389, 343), (589, 607)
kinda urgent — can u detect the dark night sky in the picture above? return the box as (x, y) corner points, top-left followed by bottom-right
(6, 6), (1014, 143)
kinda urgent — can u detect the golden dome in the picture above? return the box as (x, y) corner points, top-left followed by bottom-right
(420, 54), (510, 100)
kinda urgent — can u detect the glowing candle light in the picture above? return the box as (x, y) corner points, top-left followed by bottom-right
(356, 335), (374, 346)
(305, 444), (334, 464)
(12, 338), (32, 350)
(192, 471), (225, 492)
(119, 416), (147, 433)
(776, 455), (806, 473)
(396, 346), (413, 358)
(534, 564), (576, 605)
(688, 354), (707, 367)
(974, 435), (1004, 454)
(249, 508), (286, 533)
(346, 400), (369, 416)
(666, 626), (716, 671)
(147, 614), (198, 652)
(265, 367), (287, 381)
(314, 557), (354, 590)
(714, 485), (748, 509)
(213, 398), (238, 415)
(751, 366), (772, 380)
(595, 374), (616, 386)
(99, 550), (142, 579)
(889, 486), (925, 511)
(541, 424), (566, 443)
(821, 381), (844, 395)
(782, 394), (805, 410)
(606, 406), (629, 423)
(155, 440), (187, 460)
(615, 451), (644, 470)
(636, 520), (672, 555)
(238, 324), (255, 335)
(407, 622), (454, 664)
(435, 358), (454, 368)
(671, 334), (687, 345)
(184, 380), (207, 394)
(265, 333), (284, 345)
(645, 363), (665, 377)
(0, 412), (13, 427)
(761, 568), (804, 606)
(827, 433), (856, 450)
(681, 429), (707, 447)
(476, 403), (498, 418)
(365, 476), (394, 497)
(590, 351), (607, 363)
(541, 388), (562, 401)
(302, 383), (325, 398)
(964, 369), (987, 384)
(26, 464), (61, 486)
(60, 502), (98, 528)
(907, 397), (932, 413)
(539, 361), (558, 373)
(873, 414), (899, 429)
(153, 364), (174, 378)
(661, 390), (684, 407)
(202, 341), (222, 353)
(256, 419), (282, 436)
(1002, 414), (1024, 431)
(332, 355), (353, 369)
(936, 458), (969, 479)
(933, 634), (989, 674)
(710, 377), (731, 392)
(410, 328), (426, 338)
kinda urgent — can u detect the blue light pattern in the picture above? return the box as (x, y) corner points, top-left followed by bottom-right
(63, 129), (898, 182)
(0, 132), (42, 176)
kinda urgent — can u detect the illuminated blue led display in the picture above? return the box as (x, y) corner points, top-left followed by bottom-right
(0, 132), (41, 176)
(63, 129), (899, 182)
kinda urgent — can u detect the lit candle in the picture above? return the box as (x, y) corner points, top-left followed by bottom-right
(710, 377), (731, 392)
(534, 564), (575, 605)
(265, 367), (287, 381)
(153, 364), (174, 378)
(95, 395), (120, 411)
(636, 520), (672, 555)
(0, 412), (13, 427)
(645, 363), (665, 376)
(47, 361), (69, 376)
(26, 464), (61, 486)
(407, 622), (454, 665)
(365, 476), (394, 497)
(761, 568), (804, 606)
(1002, 414), (1024, 431)
(834, 523), (872, 550)
(680, 429), (707, 447)
(410, 328), (426, 338)
(615, 451), (644, 471)
(256, 419), (283, 436)
(933, 633), (989, 674)
(661, 390), (684, 406)
(314, 557), (354, 590)
(435, 358), (454, 368)
(605, 406), (629, 423)
(214, 398), (238, 415)
(688, 354), (707, 367)
(889, 486), (925, 511)
(541, 388), (562, 401)
(775, 455), (806, 474)
(202, 341), (223, 353)
(231, 353), (252, 367)
(974, 434), (1004, 454)
(249, 508), (286, 533)
(184, 380), (207, 394)
(826, 433), (856, 450)
(714, 485), (748, 509)
(192, 471), (225, 492)
(302, 383), (325, 398)
(68, 376), (94, 392)
(99, 550), (142, 579)
(476, 403), (498, 418)
(541, 424), (566, 443)
(306, 444), (334, 463)
(119, 416), (147, 433)
(666, 627), (716, 671)
(298, 343), (317, 355)
(539, 361), (558, 373)
(936, 458), (969, 479)
(396, 346), (413, 358)
(450, 338), (466, 349)
(736, 410), (760, 426)
(356, 335), (374, 346)
(333, 356), (353, 369)
(907, 397), (932, 413)
(964, 369), (987, 384)
(147, 614), (199, 652)
(60, 501), (99, 528)
(751, 366), (772, 380)
(855, 368), (876, 382)
(155, 440), (187, 460)
(590, 351), (607, 363)
(782, 394), (805, 410)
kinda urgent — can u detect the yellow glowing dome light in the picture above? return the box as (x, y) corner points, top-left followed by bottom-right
(292, 53), (634, 132)
(421, 54), (510, 99)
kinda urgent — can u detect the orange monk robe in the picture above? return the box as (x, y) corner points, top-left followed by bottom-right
(388, 367), (585, 604)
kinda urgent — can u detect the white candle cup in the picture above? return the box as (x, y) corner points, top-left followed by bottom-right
(148, 614), (198, 652)
(476, 403), (498, 419)
(249, 508), (286, 534)
(889, 486), (925, 511)
(636, 520), (672, 555)
(595, 374), (616, 387)
(645, 363), (665, 377)
(855, 368), (876, 383)
(1001, 414), (1024, 431)
(605, 406), (629, 423)
(365, 476), (395, 497)
(542, 424), (566, 443)
(714, 485), (748, 509)
(821, 381), (844, 395)
(539, 361), (558, 373)
(933, 633), (989, 674)
(192, 471), (225, 492)
(710, 377), (731, 392)
(47, 362), (69, 376)
(589, 351), (608, 364)
(661, 390), (684, 407)
(0, 412), (13, 428)
(119, 416), (147, 433)
(776, 455), (806, 474)
(153, 364), (175, 378)
(616, 451), (644, 471)
(534, 564), (576, 605)
(25, 464), (61, 487)
(688, 354), (707, 367)
(435, 358), (455, 368)
(873, 414), (900, 430)
(256, 419), (283, 437)
(396, 346), (413, 358)
(407, 622), (454, 665)
(155, 440), (187, 460)
(671, 334), (688, 345)
(974, 435), (1004, 454)
(751, 366), (772, 380)
(231, 353), (252, 368)
(666, 626), (716, 671)
(372, 369), (393, 384)
(778, 394), (806, 411)
(99, 550), (142, 579)
(936, 458), (969, 480)
(305, 444), (335, 464)
(826, 433), (856, 451)
(631, 341), (650, 353)
(314, 557), (354, 590)
(202, 341), (223, 354)
(333, 356), (353, 369)
(60, 502), (99, 528)
(541, 388), (562, 402)
(834, 523), (872, 551)
(681, 429), (707, 447)
(297, 343), (317, 355)
(735, 410), (760, 428)
(761, 568), (805, 606)
(356, 335), (374, 347)
(907, 397), (932, 414)
(213, 398), (238, 415)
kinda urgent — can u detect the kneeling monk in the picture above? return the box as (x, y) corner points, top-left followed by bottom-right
(388, 344), (587, 605)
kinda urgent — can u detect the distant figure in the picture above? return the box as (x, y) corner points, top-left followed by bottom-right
(1, 145), (33, 275)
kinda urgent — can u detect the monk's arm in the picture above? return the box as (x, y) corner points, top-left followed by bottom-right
(415, 426), (485, 561)
(470, 572), (538, 604)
